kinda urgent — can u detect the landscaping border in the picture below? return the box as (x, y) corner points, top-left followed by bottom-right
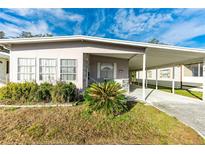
(0, 104), (72, 108)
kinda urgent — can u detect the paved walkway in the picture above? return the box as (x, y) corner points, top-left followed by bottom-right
(129, 85), (205, 137)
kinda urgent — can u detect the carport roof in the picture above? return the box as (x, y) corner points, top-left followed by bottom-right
(129, 47), (205, 70)
(1, 35), (205, 69)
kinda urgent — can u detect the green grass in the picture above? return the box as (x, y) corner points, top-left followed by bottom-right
(0, 103), (204, 144)
(147, 84), (202, 100)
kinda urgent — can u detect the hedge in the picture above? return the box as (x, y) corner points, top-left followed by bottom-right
(0, 81), (77, 104)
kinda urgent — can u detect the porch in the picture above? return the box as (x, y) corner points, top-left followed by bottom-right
(83, 43), (205, 102)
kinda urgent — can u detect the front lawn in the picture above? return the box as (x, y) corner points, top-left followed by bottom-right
(0, 103), (204, 144)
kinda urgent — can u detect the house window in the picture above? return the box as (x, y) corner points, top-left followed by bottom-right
(100, 63), (114, 79)
(185, 64), (199, 77)
(159, 69), (171, 79)
(39, 58), (57, 81)
(60, 59), (77, 81)
(18, 58), (36, 81)
(147, 70), (152, 78)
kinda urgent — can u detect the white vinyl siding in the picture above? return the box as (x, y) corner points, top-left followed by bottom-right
(39, 58), (57, 81)
(60, 59), (77, 81)
(17, 58), (36, 81)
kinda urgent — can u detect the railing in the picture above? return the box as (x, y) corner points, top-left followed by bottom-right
(88, 77), (97, 84)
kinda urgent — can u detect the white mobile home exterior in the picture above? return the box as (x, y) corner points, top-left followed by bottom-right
(7, 36), (143, 91)
(1, 35), (205, 101)
(10, 41), (84, 88)
(136, 63), (203, 89)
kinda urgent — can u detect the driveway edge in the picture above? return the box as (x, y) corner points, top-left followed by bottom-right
(148, 102), (205, 139)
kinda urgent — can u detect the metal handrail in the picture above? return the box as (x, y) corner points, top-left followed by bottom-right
(89, 77), (97, 83)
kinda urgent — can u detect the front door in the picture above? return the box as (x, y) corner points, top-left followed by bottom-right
(100, 63), (114, 80)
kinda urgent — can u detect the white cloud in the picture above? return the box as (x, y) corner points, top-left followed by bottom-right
(110, 9), (173, 39)
(0, 11), (51, 37)
(0, 12), (30, 25)
(160, 19), (205, 44)
(27, 20), (50, 35)
(0, 23), (21, 36)
(39, 9), (84, 22)
(172, 8), (205, 16)
(6, 8), (35, 16)
(7, 9), (84, 25)
(1, 8), (84, 37)
(110, 8), (205, 46)
(0, 20), (50, 37)
(87, 10), (106, 36)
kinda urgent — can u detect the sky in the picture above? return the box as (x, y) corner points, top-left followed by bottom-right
(1, 8), (205, 48)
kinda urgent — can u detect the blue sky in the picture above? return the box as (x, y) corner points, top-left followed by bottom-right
(1, 8), (205, 48)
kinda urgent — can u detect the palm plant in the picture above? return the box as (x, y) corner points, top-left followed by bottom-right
(84, 81), (127, 115)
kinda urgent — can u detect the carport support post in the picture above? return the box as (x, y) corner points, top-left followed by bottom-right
(172, 66), (175, 94)
(142, 53), (146, 101)
(145, 70), (148, 88)
(203, 58), (205, 101)
(156, 69), (158, 90)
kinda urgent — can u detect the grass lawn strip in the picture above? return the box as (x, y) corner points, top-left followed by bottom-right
(0, 103), (204, 144)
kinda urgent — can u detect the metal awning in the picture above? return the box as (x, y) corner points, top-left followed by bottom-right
(129, 47), (205, 70)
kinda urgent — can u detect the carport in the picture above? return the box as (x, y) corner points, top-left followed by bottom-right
(127, 42), (205, 101)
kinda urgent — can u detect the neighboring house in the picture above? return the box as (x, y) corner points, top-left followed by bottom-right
(1, 35), (205, 101)
(136, 63), (203, 89)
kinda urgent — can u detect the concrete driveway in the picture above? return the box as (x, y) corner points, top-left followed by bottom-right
(129, 85), (205, 137)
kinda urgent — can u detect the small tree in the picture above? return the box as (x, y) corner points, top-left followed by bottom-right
(84, 81), (127, 116)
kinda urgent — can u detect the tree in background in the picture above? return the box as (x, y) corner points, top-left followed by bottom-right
(0, 31), (53, 39)
(17, 31), (33, 38)
(147, 38), (168, 45)
(17, 31), (53, 38)
(0, 31), (5, 39)
(148, 38), (160, 44)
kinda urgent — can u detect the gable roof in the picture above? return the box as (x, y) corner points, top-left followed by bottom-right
(0, 35), (205, 54)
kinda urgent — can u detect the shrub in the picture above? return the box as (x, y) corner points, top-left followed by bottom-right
(84, 81), (127, 115)
(52, 81), (77, 103)
(20, 82), (38, 101)
(0, 82), (21, 100)
(0, 81), (78, 104)
(0, 82), (38, 102)
(36, 82), (53, 103)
